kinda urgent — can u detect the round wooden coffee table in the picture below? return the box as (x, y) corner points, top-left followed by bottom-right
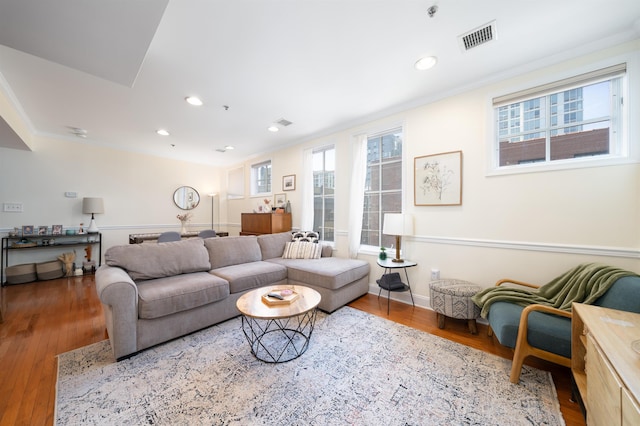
(236, 285), (321, 363)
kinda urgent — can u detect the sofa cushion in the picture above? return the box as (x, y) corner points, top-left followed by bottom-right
(210, 261), (287, 293)
(267, 257), (369, 290)
(257, 231), (292, 260)
(137, 272), (229, 319)
(105, 238), (211, 281)
(487, 301), (572, 359)
(204, 236), (262, 269)
(282, 241), (321, 259)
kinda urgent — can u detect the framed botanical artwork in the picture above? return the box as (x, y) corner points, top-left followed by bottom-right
(38, 226), (48, 235)
(414, 150), (463, 206)
(283, 174), (296, 191)
(22, 225), (34, 235)
(52, 225), (63, 235)
(274, 193), (287, 207)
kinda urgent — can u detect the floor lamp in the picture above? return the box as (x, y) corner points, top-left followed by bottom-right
(382, 213), (414, 263)
(208, 193), (217, 229)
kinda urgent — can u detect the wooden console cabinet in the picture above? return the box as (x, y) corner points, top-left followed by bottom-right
(240, 213), (291, 236)
(572, 303), (640, 425)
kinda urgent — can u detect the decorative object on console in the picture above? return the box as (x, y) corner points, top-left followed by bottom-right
(82, 197), (104, 234)
(274, 193), (286, 207)
(176, 212), (192, 234)
(414, 150), (463, 206)
(38, 226), (48, 235)
(382, 213), (414, 263)
(52, 225), (63, 235)
(22, 225), (34, 236)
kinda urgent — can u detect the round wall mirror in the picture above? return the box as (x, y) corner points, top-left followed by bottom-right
(173, 186), (200, 210)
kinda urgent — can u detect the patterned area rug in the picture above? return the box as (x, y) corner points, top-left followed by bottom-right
(56, 307), (564, 425)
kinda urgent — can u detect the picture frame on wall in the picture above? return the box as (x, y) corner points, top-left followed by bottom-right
(414, 150), (463, 206)
(52, 225), (63, 235)
(22, 225), (34, 235)
(274, 193), (287, 207)
(283, 174), (296, 191)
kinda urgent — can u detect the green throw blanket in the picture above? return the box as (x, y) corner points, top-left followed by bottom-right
(472, 263), (638, 319)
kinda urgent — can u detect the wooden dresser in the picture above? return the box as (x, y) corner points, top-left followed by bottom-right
(240, 213), (292, 236)
(572, 303), (640, 425)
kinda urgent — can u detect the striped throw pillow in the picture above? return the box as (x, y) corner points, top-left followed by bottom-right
(282, 241), (322, 259)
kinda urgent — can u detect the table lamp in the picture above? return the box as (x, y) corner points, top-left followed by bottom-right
(382, 213), (414, 263)
(82, 197), (104, 234)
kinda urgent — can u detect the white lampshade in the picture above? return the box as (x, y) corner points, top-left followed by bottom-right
(382, 213), (414, 236)
(82, 197), (104, 233)
(82, 197), (104, 215)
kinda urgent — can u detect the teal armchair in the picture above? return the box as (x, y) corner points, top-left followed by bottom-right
(487, 273), (640, 383)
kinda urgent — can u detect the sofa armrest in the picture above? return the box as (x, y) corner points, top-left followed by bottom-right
(95, 265), (139, 360)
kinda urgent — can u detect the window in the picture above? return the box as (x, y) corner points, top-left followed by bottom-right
(250, 160), (271, 195)
(312, 146), (335, 242)
(360, 128), (403, 248)
(493, 64), (626, 170)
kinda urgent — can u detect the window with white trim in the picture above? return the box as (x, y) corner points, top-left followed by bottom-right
(250, 160), (271, 195)
(361, 128), (403, 248)
(493, 64), (626, 170)
(312, 146), (335, 242)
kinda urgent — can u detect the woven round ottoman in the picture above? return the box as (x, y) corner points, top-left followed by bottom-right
(429, 279), (482, 334)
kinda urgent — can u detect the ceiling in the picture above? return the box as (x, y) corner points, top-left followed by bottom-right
(0, 0), (639, 167)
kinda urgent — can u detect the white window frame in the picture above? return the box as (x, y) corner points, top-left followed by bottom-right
(487, 62), (630, 176)
(250, 160), (272, 196)
(360, 127), (404, 251)
(312, 145), (335, 242)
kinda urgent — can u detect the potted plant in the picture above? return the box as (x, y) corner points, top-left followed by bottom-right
(379, 247), (387, 260)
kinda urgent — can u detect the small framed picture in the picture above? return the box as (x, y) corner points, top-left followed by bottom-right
(22, 225), (34, 235)
(38, 226), (48, 235)
(283, 174), (296, 191)
(274, 193), (287, 207)
(52, 225), (63, 235)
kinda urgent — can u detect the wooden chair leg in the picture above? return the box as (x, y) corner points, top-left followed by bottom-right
(467, 319), (477, 334)
(437, 313), (445, 329)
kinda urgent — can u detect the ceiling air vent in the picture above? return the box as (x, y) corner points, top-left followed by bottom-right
(276, 118), (293, 127)
(458, 20), (496, 51)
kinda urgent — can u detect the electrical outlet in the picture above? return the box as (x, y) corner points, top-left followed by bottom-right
(3, 202), (23, 212)
(64, 191), (77, 198)
(430, 269), (440, 280)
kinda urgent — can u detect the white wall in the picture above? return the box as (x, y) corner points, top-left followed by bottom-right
(0, 136), (221, 266)
(223, 41), (640, 306)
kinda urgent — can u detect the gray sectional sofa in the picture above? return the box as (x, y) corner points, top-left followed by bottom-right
(95, 231), (370, 360)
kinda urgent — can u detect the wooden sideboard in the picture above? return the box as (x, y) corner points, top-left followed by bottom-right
(572, 303), (640, 425)
(240, 213), (292, 236)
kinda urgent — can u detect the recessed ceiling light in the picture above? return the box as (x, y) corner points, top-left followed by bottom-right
(156, 129), (170, 136)
(185, 96), (203, 106)
(224, 145), (235, 150)
(268, 126), (279, 132)
(414, 56), (438, 71)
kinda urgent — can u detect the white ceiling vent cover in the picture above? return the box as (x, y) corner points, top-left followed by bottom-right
(458, 20), (497, 51)
(276, 118), (293, 127)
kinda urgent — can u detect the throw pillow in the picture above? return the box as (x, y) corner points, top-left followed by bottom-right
(282, 241), (322, 259)
(291, 231), (320, 243)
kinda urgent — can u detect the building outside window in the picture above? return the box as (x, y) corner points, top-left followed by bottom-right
(312, 146), (335, 242)
(251, 160), (271, 195)
(494, 64), (625, 169)
(360, 128), (403, 249)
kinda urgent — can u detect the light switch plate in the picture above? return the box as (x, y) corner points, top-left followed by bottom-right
(3, 202), (23, 212)
(64, 192), (77, 198)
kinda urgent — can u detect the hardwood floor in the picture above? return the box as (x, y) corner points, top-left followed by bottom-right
(0, 277), (585, 425)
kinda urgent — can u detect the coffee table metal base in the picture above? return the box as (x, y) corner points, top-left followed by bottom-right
(241, 308), (318, 363)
